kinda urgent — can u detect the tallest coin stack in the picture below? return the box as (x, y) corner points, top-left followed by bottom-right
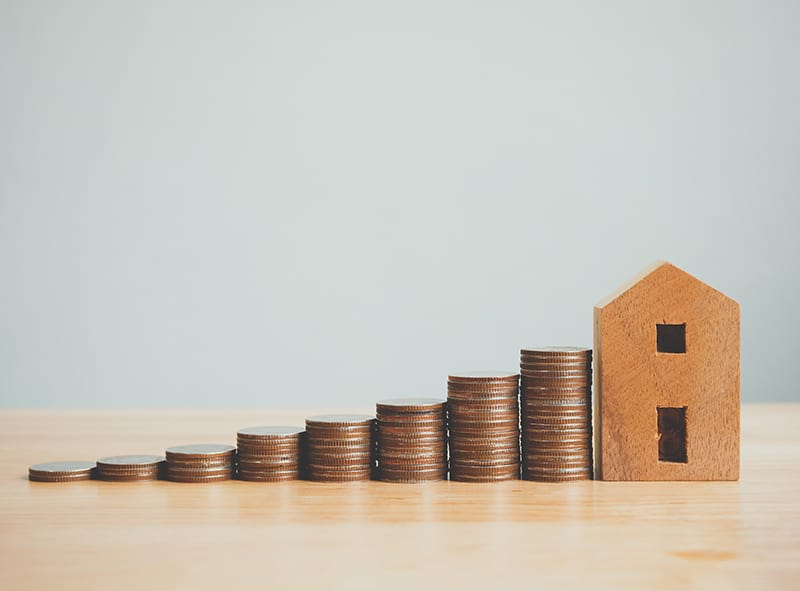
(519, 347), (593, 482)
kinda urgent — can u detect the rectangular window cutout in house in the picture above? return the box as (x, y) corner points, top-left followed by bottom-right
(658, 407), (687, 463)
(657, 323), (686, 354)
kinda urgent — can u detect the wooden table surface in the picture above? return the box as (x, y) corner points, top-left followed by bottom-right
(1, 405), (798, 590)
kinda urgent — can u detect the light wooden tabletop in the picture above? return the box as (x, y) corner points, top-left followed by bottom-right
(1, 405), (798, 590)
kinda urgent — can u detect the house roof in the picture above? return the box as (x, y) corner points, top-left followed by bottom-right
(595, 261), (738, 309)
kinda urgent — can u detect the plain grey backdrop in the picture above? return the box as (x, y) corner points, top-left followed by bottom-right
(1, 1), (798, 407)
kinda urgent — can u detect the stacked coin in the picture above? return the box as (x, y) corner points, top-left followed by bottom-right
(520, 347), (593, 482)
(165, 444), (236, 483)
(236, 426), (305, 482)
(447, 372), (520, 482)
(305, 415), (375, 482)
(96, 455), (164, 481)
(376, 398), (447, 483)
(28, 461), (95, 482)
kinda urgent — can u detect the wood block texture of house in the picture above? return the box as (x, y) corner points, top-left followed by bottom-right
(594, 261), (740, 481)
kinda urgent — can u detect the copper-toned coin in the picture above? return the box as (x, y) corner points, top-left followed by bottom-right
(97, 454), (165, 468)
(308, 473), (372, 483)
(523, 473), (592, 483)
(166, 467), (234, 479)
(520, 390), (591, 399)
(379, 460), (447, 471)
(376, 418), (445, 428)
(29, 461), (96, 482)
(379, 468), (446, 482)
(448, 419), (519, 431)
(98, 472), (160, 482)
(167, 473), (233, 483)
(376, 397), (445, 409)
(521, 346), (591, 355)
(448, 371), (519, 382)
(447, 402), (519, 413)
(449, 442), (519, 454)
(238, 472), (300, 482)
(450, 466), (519, 482)
(307, 453), (374, 465)
(446, 385), (519, 395)
(237, 425), (304, 438)
(306, 414), (374, 426)
(237, 453), (301, 463)
(521, 399), (590, 408)
(238, 466), (300, 476)
(165, 444), (235, 460)
(167, 459), (233, 469)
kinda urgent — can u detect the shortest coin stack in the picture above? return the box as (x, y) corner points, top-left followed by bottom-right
(236, 426), (305, 482)
(96, 455), (165, 482)
(305, 415), (376, 482)
(165, 444), (236, 483)
(376, 398), (447, 483)
(29, 461), (95, 482)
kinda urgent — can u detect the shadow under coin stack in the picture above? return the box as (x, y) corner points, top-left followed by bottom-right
(447, 372), (521, 482)
(376, 398), (447, 483)
(165, 444), (236, 483)
(28, 461), (95, 482)
(520, 347), (593, 481)
(96, 455), (164, 481)
(236, 426), (305, 482)
(305, 415), (375, 482)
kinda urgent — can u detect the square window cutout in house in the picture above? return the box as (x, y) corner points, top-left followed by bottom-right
(658, 407), (687, 463)
(657, 323), (686, 353)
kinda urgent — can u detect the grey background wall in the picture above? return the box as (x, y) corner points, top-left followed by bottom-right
(1, 1), (798, 407)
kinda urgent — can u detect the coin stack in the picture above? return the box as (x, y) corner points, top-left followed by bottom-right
(96, 455), (164, 482)
(236, 426), (305, 482)
(28, 461), (95, 482)
(447, 372), (520, 482)
(305, 415), (376, 482)
(165, 444), (236, 483)
(376, 398), (447, 483)
(520, 347), (593, 482)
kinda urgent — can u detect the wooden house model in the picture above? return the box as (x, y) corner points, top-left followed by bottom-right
(593, 261), (740, 480)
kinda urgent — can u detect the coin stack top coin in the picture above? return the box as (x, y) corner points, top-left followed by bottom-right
(447, 371), (520, 482)
(305, 414), (375, 482)
(376, 398), (447, 483)
(96, 455), (164, 482)
(28, 461), (95, 482)
(237, 426), (305, 482)
(165, 443), (236, 483)
(520, 347), (593, 482)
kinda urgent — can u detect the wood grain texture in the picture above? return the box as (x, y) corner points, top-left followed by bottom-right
(0, 406), (798, 590)
(594, 261), (740, 480)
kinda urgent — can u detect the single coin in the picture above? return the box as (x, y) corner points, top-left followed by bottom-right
(238, 472), (300, 482)
(307, 473), (372, 483)
(98, 472), (159, 482)
(520, 347), (591, 355)
(376, 397), (445, 408)
(237, 426), (305, 438)
(305, 414), (374, 426)
(447, 382), (519, 391)
(448, 371), (519, 382)
(166, 468), (234, 478)
(167, 473), (233, 483)
(97, 455), (165, 469)
(165, 444), (236, 459)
